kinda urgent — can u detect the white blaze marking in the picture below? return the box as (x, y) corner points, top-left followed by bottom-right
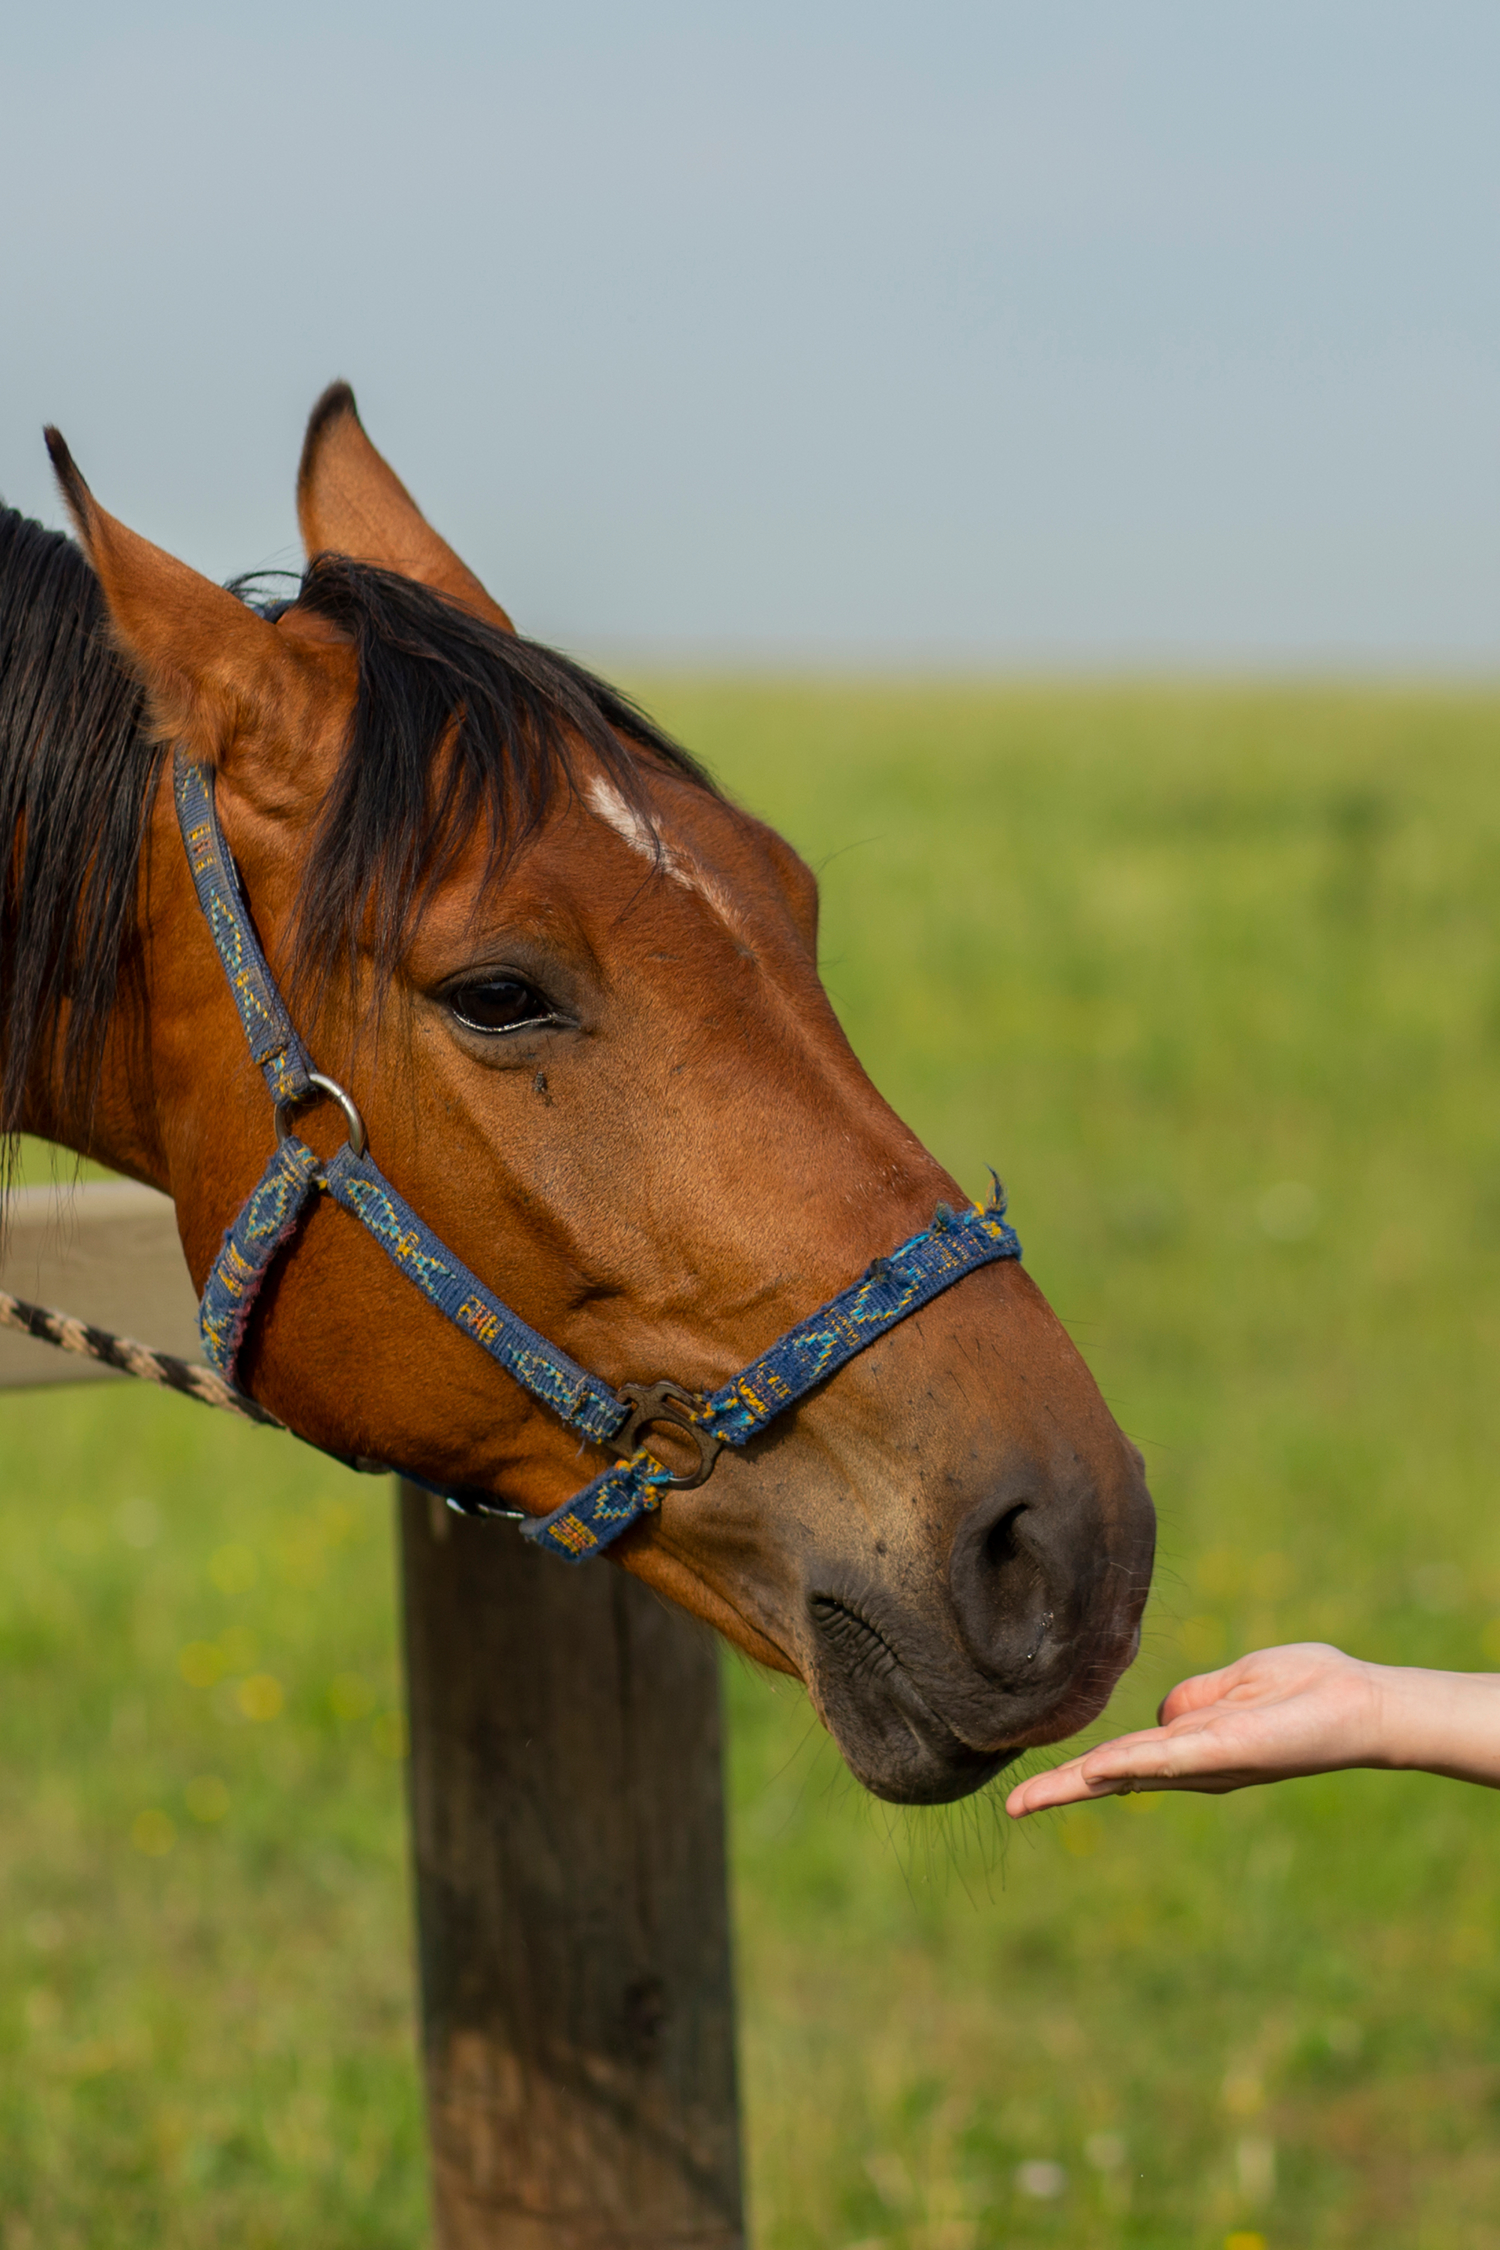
(586, 777), (744, 934)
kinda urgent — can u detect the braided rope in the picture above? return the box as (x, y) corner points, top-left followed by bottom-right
(0, 1288), (286, 1431)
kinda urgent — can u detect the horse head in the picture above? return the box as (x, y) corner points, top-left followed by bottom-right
(25, 388), (1154, 1804)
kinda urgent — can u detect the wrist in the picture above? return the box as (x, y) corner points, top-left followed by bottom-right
(1361, 1662), (1427, 1769)
(1366, 1664), (1500, 1785)
(1339, 1655), (1404, 1767)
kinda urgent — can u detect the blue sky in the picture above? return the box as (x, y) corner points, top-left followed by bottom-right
(2, 2), (1496, 663)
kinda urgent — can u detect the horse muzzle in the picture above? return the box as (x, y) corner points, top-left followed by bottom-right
(795, 1435), (1156, 1805)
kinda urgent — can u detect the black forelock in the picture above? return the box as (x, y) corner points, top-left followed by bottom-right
(285, 554), (715, 1010)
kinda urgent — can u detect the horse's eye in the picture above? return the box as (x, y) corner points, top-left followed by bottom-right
(448, 977), (556, 1034)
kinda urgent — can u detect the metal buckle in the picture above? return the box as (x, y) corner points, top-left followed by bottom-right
(274, 1071), (368, 1160)
(609, 1379), (724, 1490)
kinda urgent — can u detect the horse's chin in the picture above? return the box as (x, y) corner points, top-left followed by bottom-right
(800, 1584), (1142, 1806)
(811, 1649), (1015, 1805)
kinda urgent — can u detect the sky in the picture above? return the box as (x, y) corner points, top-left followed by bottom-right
(2, 2), (1497, 666)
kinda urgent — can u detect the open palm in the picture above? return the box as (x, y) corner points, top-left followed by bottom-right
(1006, 1643), (1386, 1817)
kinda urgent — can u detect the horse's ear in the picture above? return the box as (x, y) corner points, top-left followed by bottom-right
(296, 382), (515, 633)
(45, 426), (342, 792)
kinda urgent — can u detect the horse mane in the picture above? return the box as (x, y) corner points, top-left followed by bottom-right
(0, 503), (712, 1167)
(0, 503), (156, 1162)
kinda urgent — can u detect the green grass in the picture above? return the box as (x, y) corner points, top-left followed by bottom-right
(5, 680), (1500, 2247)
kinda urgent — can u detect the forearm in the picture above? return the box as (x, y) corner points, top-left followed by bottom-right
(1366, 1663), (1500, 1786)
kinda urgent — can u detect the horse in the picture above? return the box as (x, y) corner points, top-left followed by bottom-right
(0, 384), (1154, 1805)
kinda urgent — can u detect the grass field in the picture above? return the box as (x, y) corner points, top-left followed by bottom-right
(4, 680), (1500, 2248)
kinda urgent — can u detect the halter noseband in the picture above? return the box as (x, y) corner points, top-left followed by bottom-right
(175, 750), (1023, 1562)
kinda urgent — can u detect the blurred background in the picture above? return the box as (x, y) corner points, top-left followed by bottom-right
(2, 7), (1499, 2248)
(4, 1), (1498, 665)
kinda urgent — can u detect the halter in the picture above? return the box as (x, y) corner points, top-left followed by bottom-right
(175, 749), (1023, 1562)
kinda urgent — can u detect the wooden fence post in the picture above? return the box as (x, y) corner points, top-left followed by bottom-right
(398, 1482), (745, 2250)
(2, 1187), (745, 2249)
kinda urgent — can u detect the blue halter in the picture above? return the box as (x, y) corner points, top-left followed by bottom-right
(175, 750), (1023, 1562)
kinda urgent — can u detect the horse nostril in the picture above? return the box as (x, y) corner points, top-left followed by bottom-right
(948, 1488), (1056, 1680)
(982, 1501), (1026, 1575)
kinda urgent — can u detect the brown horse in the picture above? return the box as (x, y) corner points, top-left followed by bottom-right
(0, 385), (1153, 1804)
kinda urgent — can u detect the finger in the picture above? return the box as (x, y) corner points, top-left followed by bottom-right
(1005, 1759), (1130, 1817)
(1078, 1726), (1185, 1778)
(1088, 1720), (1284, 1787)
(1008, 1763), (1253, 1815)
(1156, 1667), (1238, 1724)
(1007, 1718), (1209, 1817)
(1004, 1756), (1088, 1816)
(1008, 1730), (1273, 1815)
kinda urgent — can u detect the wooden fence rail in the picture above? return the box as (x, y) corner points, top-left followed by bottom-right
(0, 1181), (744, 2248)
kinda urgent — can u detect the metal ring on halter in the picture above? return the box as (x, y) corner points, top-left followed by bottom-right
(607, 1379), (725, 1490)
(274, 1071), (368, 1160)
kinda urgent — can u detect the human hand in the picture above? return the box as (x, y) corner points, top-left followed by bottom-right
(1005, 1643), (1384, 1817)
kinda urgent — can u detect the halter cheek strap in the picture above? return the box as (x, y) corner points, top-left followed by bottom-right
(174, 750), (1023, 1562)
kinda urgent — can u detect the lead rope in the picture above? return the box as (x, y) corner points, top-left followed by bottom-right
(0, 1281), (431, 1495)
(0, 1285), (285, 1429)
